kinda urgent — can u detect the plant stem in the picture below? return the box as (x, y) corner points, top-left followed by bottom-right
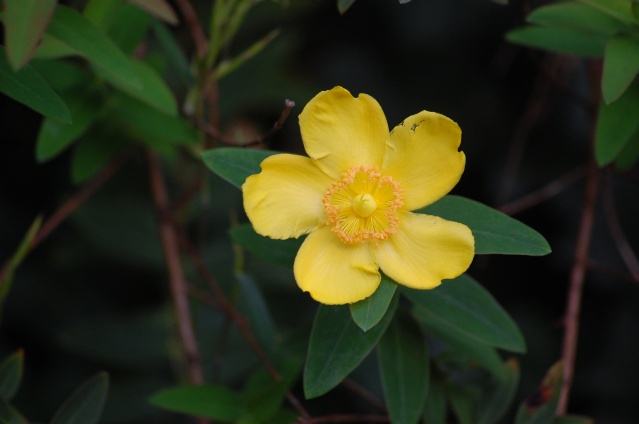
(557, 160), (599, 414)
(147, 150), (204, 385)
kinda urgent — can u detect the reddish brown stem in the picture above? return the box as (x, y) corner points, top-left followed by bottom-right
(175, 0), (208, 58)
(0, 155), (125, 286)
(201, 99), (296, 147)
(557, 161), (599, 414)
(179, 232), (311, 420)
(498, 165), (587, 215)
(147, 150), (204, 385)
(603, 173), (639, 280)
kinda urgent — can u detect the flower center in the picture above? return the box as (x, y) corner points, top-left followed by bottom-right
(323, 166), (404, 244)
(352, 193), (377, 217)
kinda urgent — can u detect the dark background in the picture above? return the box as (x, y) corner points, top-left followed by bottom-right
(1, 0), (638, 422)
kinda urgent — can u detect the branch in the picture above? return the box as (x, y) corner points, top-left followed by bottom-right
(498, 164), (587, 215)
(147, 150), (204, 385)
(557, 160), (599, 414)
(178, 230), (311, 420)
(0, 155), (125, 286)
(603, 173), (639, 280)
(175, 0), (208, 58)
(201, 99), (296, 147)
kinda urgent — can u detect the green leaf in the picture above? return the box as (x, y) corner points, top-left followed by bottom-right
(477, 359), (521, 424)
(236, 272), (278, 356)
(95, 57), (177, 115)
(448, 385), (478, 424)
(418, 195), (551, 256)
(595, 78), (639, 165)
(30, 59), (92, 93)
(46, 5), (141, 92)
(377, 311), (429, 424)
(350, 275), (397, 331)
(3, 0), (57, 70)
(107, 4), (152, 55)
(0, 351), (24, 401)
(422, 377), (446, 424)
(35, 86), (104, 162)
(242, 360), (301, 422)
(614, 127), (639, 169)
(0, 217), (42, 304)
(150, 20), (194, 88)
(202, 148), (279, 189)
(403, 274), (526, 353)
(230, 224), (303, 267)
(602, 34), (639, 103)
(83, 0), (122, 30)
(337, 0), (357, 14)
(515, 362), (562, 424)
(112, 93), (196, 152)
(216, 29), (281, 80)
(576, 0), (638, 25)
(413, 304), (505, 377)
(304, 295), (398, 399)
(50, 372), (109, 424)
(128, 0), (178, 24)
(0, 46), (71, 123)
(527, 2), (631, 36)
(506, 26), (606, 57)
(149, 385), (245, 421)
(0, 399), (28, 424)
(70, 125), (127, 184)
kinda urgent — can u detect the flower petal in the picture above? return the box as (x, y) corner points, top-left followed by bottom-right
(242, 154), (332, 239)
(376, 211), (474, 290)
(382, 111), (465, 211)
(299, 86), (388, 179)
(294, 226), (381, 304)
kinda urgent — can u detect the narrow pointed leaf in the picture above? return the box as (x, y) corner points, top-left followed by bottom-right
(515, 362), (562, 424)
(236, 272), (278, 356)
(149, 385), (245, 420)
(448, 385), (478, 424)
(595, 79), (639, 165)
(112, 93), (196, 150)
(304, 295), (398, 399)
(35, 87), (104, 162)
(506, 26), (606, 57)
(477, 359), (521, 424)
(378, 312), (429, 424)
(602, 34), (639, 104)
(576, 0), (638, 24)
(0, 217), (42, 302)
(95, 58), (177, 115)
(350, 275), (397, 331)
(107, 4), (151, 55)
(128, 0), (178, 24)
(0, 350), (24, 400)
(46, 5), (141, 91)
(202, 148), (279, 189)
(614, 128), (639, 169)
(417, 195), (551, 256)
(337, 0), (357, 14)
(422, 377), (446, 424)
(216, 30), (280, 80)
(3, 0), (58, 70)
(527, 2), (631, 36)
(0, 46), (71, 123)
(50, 372), (109, 424)
(403, 274), (526, 353)
(70, 125), (126, 184)
(413, 304), (505, 377)
(0, 399), (29, 424)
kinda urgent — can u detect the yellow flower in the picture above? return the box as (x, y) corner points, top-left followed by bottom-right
(242, 87), (474, 305)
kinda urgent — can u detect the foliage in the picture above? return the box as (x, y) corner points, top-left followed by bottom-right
(1, 0), (637, 423)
